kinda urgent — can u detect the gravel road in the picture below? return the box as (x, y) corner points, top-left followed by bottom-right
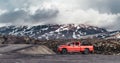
(0, 53), (119, 63)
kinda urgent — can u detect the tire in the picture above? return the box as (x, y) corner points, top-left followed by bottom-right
(61, 49), (67, 54)
(83, 49), (89, 54)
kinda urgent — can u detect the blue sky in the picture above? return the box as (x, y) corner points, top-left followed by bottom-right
(0, 0), (120, 30)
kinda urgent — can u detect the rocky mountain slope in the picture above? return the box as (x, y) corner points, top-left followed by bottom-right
(0, 24), (107, 40)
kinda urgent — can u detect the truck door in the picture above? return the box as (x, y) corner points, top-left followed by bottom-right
(67, 42), (75, 52)
(73, 42), (80, 52)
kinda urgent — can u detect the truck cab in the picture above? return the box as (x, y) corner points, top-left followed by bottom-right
(57, 41), (94, 54)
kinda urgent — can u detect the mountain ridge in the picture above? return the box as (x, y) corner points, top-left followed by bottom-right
(0, 24), (108, 40)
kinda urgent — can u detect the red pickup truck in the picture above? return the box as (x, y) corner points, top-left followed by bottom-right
(57, 41), (94, 54)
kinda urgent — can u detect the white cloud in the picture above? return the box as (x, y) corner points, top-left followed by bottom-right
(0, 0), (120, 30)
(56, 9), (120, 30)
(0, 9), (7, 15)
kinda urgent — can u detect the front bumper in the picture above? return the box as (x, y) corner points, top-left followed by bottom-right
(57, 48), (62, 52)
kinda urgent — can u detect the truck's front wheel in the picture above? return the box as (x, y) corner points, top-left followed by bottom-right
(61, 49), (67, 54)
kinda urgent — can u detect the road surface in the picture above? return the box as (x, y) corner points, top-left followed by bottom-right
(0, 53), (119, 63)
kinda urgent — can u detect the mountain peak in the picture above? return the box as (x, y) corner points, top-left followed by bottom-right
(0, 24), (107, 40)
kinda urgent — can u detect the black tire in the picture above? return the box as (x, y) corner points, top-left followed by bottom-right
(61, 49), (67, 54)
(83, 49), (89, 54)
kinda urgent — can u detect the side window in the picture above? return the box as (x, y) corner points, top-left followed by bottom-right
(68, 43), (74, 46)
(75, 42), (79, 46)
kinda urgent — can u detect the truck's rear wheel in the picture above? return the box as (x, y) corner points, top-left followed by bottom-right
(61, 49), (67, 54)
(83, 49), (89, 54)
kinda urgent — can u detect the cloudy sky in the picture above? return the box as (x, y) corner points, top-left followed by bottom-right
(0, 0), (120, 30)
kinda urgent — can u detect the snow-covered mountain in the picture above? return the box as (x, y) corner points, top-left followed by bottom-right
(0, 24), (107, 40)
(104, 31), (120, 39)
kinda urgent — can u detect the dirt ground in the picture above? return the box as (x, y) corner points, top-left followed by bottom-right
(0, 53), (119, 63)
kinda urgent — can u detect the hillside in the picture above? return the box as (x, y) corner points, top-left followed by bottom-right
(0, 34), (120, 55)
